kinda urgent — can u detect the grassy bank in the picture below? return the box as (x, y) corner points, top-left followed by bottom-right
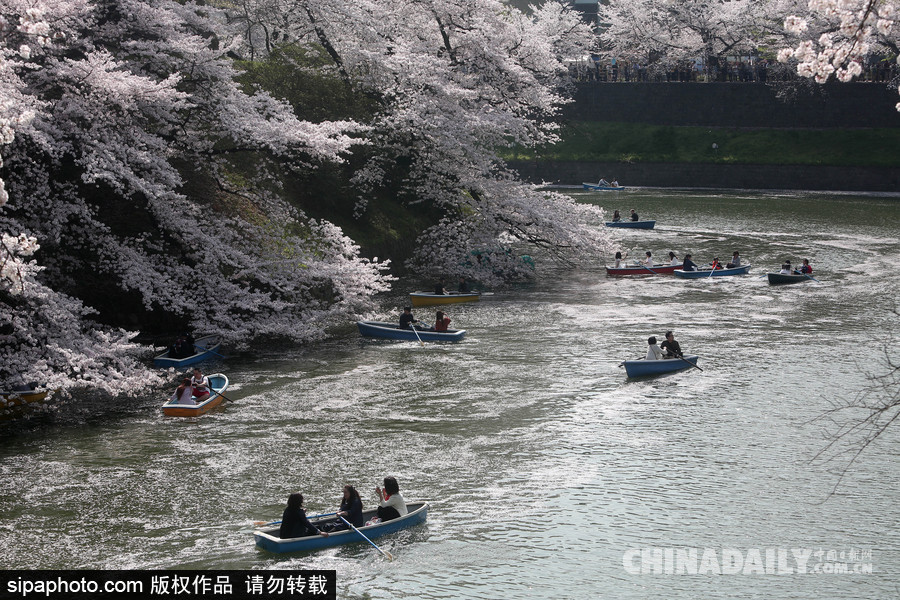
(508, 122), (900, 167)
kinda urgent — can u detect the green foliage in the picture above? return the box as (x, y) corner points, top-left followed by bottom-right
(512, 121), (900, 167)
(234, 44), (379, 122)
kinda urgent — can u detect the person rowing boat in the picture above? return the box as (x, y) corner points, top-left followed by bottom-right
(660, 331), (682, 358)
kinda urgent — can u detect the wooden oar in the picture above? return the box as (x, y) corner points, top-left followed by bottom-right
(641, 264), (658, 275)
(340, 516), (394, 561)
(675, 354), (703, 372)
(195, 344), (227, 360)
(253, 512), (337, 527)
(617, 357), (642, 367)
(410, 323), (425, 347)
(189, 376), (235, 404)
(797, 271), (820, 283)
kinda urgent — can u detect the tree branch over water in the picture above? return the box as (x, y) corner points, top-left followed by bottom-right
(812, 309), (900, 496)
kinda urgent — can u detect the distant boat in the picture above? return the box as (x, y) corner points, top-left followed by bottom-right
(605, 264), (679, 276)
(162, 373), (229, 417)
(357, 321), (466, 342)
(674, 264), (752, 278)
(605, 220), (655, 229)
(153, 334), (221, 368)
(0, 387), (50, 418)
(583, 182), (626, 191)
(409, 291), (480, 307)
(254, 501), (429, 554)
(767, 272), (812, 285)
(622, 355), (700, 377)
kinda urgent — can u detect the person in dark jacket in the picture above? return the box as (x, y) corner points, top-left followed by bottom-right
(318, 485), (366, 532)
(279, 493), (325, 539)
(660, 331), (683, 358)
(399, 307), (419, 330)
(630, 209), (639, 221)
(320, 485), (365, 532)
(682, 254), (698, 271)
(338, 485), (364, 527)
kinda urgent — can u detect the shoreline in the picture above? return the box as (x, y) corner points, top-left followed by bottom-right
(544, 184), (900, 198)
(510, 160), (900, 193)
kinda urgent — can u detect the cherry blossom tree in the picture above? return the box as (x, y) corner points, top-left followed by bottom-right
(778, 0), (899, 109)
(598, 0), (766, 79)
(236, 0), (614, 283)
(0, 0), (613, 397)
(0, 0), (391, 396)
(811, 308), (900, 494)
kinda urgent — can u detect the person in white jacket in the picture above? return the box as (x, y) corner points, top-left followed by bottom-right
(375, 476), (408, 522)
(646, 336), (666, 361)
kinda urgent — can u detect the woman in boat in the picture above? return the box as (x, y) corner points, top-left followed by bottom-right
(612, 210), (621, 222)
(434, 311), (451, 332)
(614, 251), (624, 267)
(682, 254), (698, 271)
(643, 251), (654, 267)
(780, 260), (792, 274)
(280, 493), (327, 539)
(375, 476), (408, 522)
(668, 252), (679, 266)
(646, 336), (665, 361)
(799, 258), (813, 274)
(191, 368), (211, 402)
(170, 378), (194, 405)
(321, 484), (365, 532)
(433, 278), (447, 295)
(337, 485), (365, 528)
(726, 251), (741, 269)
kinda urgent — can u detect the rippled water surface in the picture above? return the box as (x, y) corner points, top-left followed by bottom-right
(2, 190), (899, 599)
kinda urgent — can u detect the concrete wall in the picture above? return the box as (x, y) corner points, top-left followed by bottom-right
(566, 82), (900, 128)
(509, 82), (900, 191)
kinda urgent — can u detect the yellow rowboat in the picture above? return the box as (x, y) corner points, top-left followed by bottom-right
(409, 291), (480, 307)
(162, 373), (229, 417)
(0, 388), (51, 419)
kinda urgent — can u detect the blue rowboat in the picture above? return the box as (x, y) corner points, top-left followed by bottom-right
(623, 355), (699, 378)
(767, 272), (811, 285)
(162, 373), (229, 417)
(673, 264), (751, 278)
(583, 182), (626, 191)
(153, 334), (222, 368)
(254, 501), (429, 554)
(605, 220), (655, 229)
(357, 321), (466, 342)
